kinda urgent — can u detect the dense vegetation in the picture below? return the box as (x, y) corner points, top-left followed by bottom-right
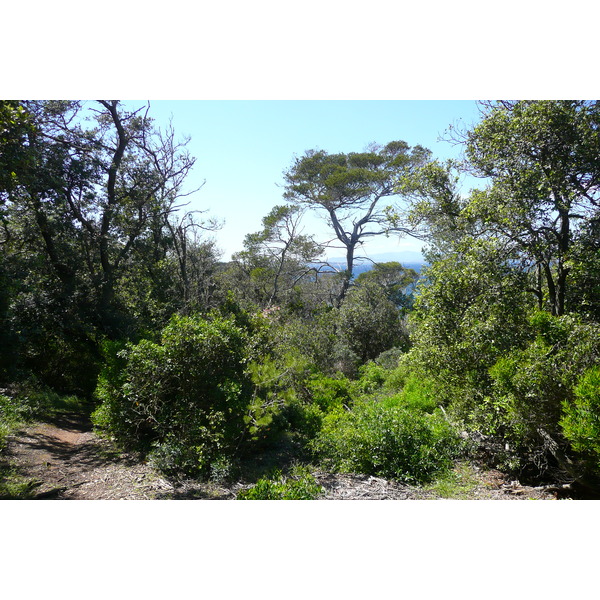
(2, 100), (599, 497)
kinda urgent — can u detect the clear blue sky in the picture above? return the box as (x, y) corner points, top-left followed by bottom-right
(124, 100), (485, 260)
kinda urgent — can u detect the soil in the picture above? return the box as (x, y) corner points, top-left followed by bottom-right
(2, 413), (563, 500)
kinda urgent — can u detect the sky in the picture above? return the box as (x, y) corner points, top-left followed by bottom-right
(122, 100), (485, 261)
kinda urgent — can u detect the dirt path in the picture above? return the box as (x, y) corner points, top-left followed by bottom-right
(3, 414), (560, 500)
(3, 414), (177, 499)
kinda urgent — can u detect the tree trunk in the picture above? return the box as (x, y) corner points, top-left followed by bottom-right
(336, 243), (355, 306)
(555, 208), (571, 316)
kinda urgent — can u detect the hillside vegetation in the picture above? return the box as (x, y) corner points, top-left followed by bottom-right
(2, 100), (600, 499)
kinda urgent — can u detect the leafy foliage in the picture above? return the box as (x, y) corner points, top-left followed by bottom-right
(92, 314), (252, 476)
(407, 237), (533, 415)
(463, 100), (600, 317)
(485, 312), (600, 443)
(354, 261), (418, 311)
(225, 205), (323, 310)
(338, 280), (408, 363)
(0, 100), (219, 393)
(283, 142), (431, 302)
(561, 367), (600, 472)
(237, 466), (324, 500)
(312, 396), (460, 483)
(3, 99), (600, 493)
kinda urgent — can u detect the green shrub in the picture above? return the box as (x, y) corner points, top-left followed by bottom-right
(0, 394), (21, 448)
(355, 362), (387, 394)
(269, 310), (338, 375)
(244, 352), (318, 446)
(147, 428), (233, 480)
(306, 373), (353, 413)
(89, 340), (129, 438)
(281, 399), (324, 441)
(1, 380), (86, 436)
(312, 399), (461, 484)
(237, 466), (323, 500)
(273, 372), (354, 443)
(561, 366), (600, 471)
(446, 311), (600, 476)
(92, 313), (252, 477)
(483, 314), (600, 443)
(338, 282), (408, 363)
(381, 360), (410, 392)
(485, 351), (563, 447)
(374, 347), (405, 370)
(384, 374), (439, 413)
(245, 353), (354, 447)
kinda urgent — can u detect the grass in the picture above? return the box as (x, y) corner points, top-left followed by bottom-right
(423, 461), (481, 499)
(0, 394), (25, 448)
(0, 461), (40, 499)
(1, 383), (90, 425)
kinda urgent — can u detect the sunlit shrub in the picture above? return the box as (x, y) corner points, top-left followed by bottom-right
(311, 398), (461, 483)
(355, 362), (387, 394)
(561, 366), (600, 472)
(466, 312), (600, 475)
(383, 374), (439, 413)
(92, 314), (251, 476)
(306, 373), (353, 413)
(237, 466), (323, 500)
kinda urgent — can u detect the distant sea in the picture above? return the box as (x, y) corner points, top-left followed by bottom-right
(318, 251), (427, 276)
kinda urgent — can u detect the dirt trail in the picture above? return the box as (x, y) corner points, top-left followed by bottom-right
(4, 414), (176, 499)
(3, 414), (560, 500)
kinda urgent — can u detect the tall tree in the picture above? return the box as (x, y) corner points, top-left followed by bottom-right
(283, 141), (430, 303)
(461, 100), (600, 316)
(0, 101), (208, 391)
(404, 101), (600, 480)
(165, 211), (221, 314)
(3, 100), (200, 335)
(0, 101), (35, 374)
(225, 204), (323, 309)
